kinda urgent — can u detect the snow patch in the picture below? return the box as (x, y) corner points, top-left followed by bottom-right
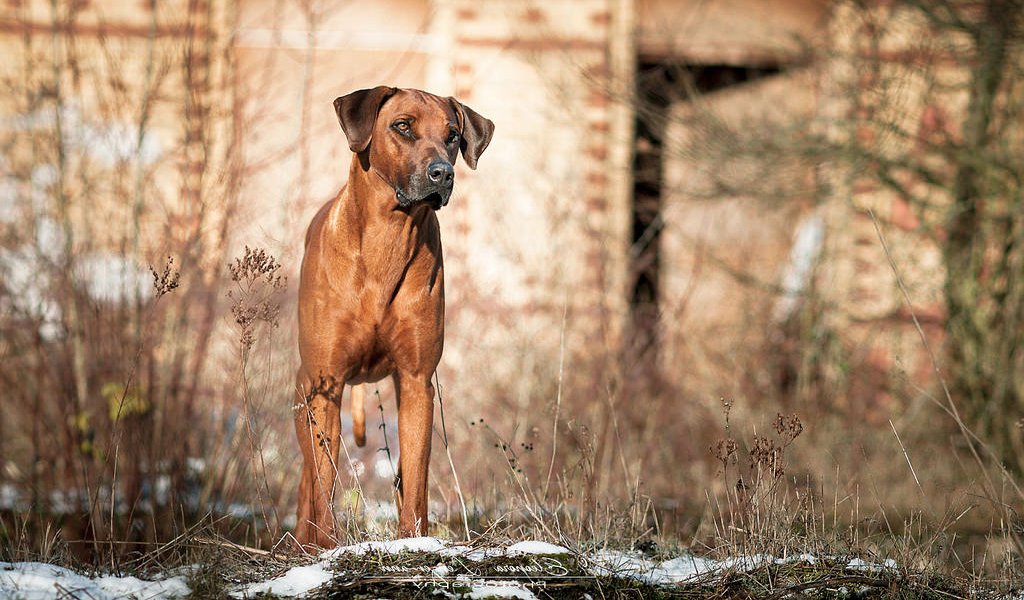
(847, 557), (899, 572)
(1, 541), (902, 599)
(0, 562), (189, 600)
(319, 536), (570, 561)
(321, 535), (448, 559)
(588, 550), (897, 585)
(505, 541), (569, 555)
(588, 549), (721, 584)
(234, 561), (332, 598)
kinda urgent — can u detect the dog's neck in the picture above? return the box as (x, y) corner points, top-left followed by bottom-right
(329, 155), (440, 271)
(344, 154), (436, 222)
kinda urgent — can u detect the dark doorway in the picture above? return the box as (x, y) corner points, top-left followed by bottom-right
(628, 60), (781, 362)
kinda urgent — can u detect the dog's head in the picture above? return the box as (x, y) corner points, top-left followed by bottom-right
(334, 86), (495, 210)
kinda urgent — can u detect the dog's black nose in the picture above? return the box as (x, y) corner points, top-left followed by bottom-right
(427, 160), (454, 185)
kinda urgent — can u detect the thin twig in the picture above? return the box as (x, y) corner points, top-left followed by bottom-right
(434, 372), (471, 542)
(336, 387), (366, 523)
(889, 419), (924, 499)
(544, 300), (568, 500)
(868, 209), (1024, 555)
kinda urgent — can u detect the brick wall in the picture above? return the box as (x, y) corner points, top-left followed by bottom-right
(430, 0), (634, 412)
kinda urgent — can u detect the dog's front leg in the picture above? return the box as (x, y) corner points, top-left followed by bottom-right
(293, 376), (342, 548)
(393, 370), (434, 537)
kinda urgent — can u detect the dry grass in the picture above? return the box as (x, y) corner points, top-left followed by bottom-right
(2, 241), (1021, 595)
(0, 5), (1021, 597)
(0, 173), (1020, 594)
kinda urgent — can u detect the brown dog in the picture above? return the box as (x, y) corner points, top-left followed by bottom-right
(293, 87), (494, 548)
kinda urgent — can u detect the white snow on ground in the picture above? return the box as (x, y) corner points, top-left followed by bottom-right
(1, 538), (900, 600)
(320, 535), (448, 558)
(587, 549), (899, 585)
(588, 548), (720, 583)
(505, 541), (569, 555)
(848, 557), (899, 571)
(235, 561), (333, 598)
(234, 537), (570, 599)
(233, 537), (568, 598)
(319, 536), (570, 562)
(0, 562), (190, 600)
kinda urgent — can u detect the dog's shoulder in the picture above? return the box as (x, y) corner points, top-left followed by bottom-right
(304, 195), (338, 249)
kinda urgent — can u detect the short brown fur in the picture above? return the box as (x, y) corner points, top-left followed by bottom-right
(293, 87), (493, 548)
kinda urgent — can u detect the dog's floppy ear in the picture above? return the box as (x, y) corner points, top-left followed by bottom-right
(334, 86), (397, 153)
(449, 98), (495, 170)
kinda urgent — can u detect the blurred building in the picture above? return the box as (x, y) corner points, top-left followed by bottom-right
(0, 0), (951, 447)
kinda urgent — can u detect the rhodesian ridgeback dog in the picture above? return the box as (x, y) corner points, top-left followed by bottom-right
(294, 86), (494, 548)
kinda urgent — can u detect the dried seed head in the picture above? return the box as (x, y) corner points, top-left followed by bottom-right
(150, 256), (180, 298)
(774, 413), (804, 445)
(227, 247), (287, 351)
(711, 437), (738, 465)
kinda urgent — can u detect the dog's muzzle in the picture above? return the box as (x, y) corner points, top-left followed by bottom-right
(396, 187), (452, 210)
(396, 159), (455, 210)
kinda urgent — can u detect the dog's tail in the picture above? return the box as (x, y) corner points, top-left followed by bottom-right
(351, 384), (366, 447)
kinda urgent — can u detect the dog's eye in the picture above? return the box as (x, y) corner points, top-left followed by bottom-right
(446, 131), (460, 145)
(393, 121), (412, 136)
